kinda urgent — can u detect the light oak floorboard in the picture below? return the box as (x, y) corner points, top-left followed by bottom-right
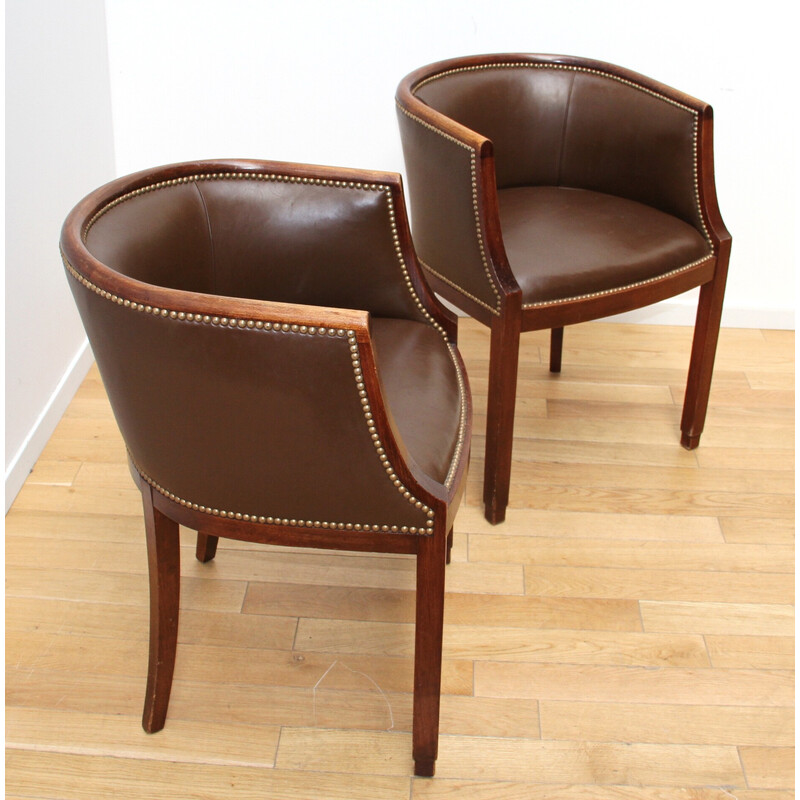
(6, 319), (793, 795)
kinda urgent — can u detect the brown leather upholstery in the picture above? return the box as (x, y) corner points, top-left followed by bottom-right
(498, 186), (711, 305)
(397, 54), (731, 524)
(61, 159), (472, 777)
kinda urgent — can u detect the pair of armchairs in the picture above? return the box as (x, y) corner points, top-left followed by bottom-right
(61, 54), (730, 777)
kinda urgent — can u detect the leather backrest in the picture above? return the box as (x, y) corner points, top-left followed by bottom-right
(85, 175), (426, 321)
(415, 63), (704, 230)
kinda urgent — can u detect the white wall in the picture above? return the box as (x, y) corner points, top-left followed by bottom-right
(104, 0), (795, 329)
(5, 0), (116, 509)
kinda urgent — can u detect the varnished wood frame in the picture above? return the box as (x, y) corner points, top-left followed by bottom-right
(61, 158), (473, 778)
(397, 53), (732, 524)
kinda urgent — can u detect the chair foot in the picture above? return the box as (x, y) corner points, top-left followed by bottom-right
(414, 759), (436, 777)
(484, 498), (507, 526)
(681, 432), (701, 450)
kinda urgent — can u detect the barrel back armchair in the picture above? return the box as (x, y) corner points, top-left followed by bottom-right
(396, 53), (731, 524)
(60, 159), (472, 777)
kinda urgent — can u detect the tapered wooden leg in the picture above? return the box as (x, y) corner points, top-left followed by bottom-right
(483, 313), (522, 524)
(141, 485), (181, 734)
(445, 528), (454, 565)
(195, 533), (218, 563)
(680, 252), (730, 450)
(412, 532), (447, 777)
(549, 327), (564, 373)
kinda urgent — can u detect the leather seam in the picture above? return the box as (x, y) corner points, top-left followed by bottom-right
(419, 259), (500, 315)
(193, 182), (217, 294)
(556, 71), (576, 186)
(520, 253), (715, 309)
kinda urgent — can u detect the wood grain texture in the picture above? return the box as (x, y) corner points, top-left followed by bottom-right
(6, 319), (794, 793)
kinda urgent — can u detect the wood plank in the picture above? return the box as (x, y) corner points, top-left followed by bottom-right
(5, 596), (298, 651)
(277, 728), (743, 785)
(455, 505), (724, 541)
(6, 706), (280, 768)
(5, 567), (247, 612)
(295, 618), (709, 666)
(243, 582), (643, 631)
(473, 536), (795, 572)
(4, 750), (411, 800)
(5, 535), (524, 595)
(525, 565), (794, 604)
(640, 600), (794, 636)
(739, 747), (794, 790)
(6, 630), (473, 696)
(720, 517), (795, 544)
(540, 700), (794, 746)
(706, 635), (795, 670)
(475, 662), (793, 707)
(413, 781), (753, 799)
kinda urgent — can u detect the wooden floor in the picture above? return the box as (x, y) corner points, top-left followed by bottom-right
(6, 318), (794, 799)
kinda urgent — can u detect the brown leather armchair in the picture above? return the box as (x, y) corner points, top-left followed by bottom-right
(60, 158), (471, 777)
(396, 54), (731, 524)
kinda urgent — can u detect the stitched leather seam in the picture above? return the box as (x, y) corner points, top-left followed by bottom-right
(397, 103), (503, 314)
(192, 182), (217, 293)
(520, 253), (714, 309)
(82, 172), (391, 239)
(62, 253), (435, 534)
(410, 63), (714, 251)
(444, 342), (469, 489)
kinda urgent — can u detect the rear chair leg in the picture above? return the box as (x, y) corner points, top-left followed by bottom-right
(196, 533), (218, 563)
(549, 327), (564, 373)
(680, 255), (729, 449)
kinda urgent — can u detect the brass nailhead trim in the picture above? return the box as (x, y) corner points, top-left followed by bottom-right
(411, 61), (713, 251)
(521, 254), (715, 309)
(83, 172), (389, 239)
(419, 258), (500, 316)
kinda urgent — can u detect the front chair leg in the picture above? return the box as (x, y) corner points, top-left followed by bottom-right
(483, 313), (522, 524)
(141, 485), (181, 734)
(680, 253), (729, 449)
(412, 532), (447, 777)
(549, 327), (564, 373)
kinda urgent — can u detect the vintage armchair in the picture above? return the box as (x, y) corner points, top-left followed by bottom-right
(396, 53), (731, 524)
(60, 159), (471, 777)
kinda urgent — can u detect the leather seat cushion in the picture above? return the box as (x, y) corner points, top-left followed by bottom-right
(370, 318), (462, 485)
(497, 186), (711, 305)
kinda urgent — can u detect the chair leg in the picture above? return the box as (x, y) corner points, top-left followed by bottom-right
(483, 313), (522, 524)
(141, 485), (181, 734)
(445, 528), (454, 565)
(412, 532), (447, 777)
(680, 262), (729, 450)
(196, 533), (218, 563)
(549, 327), (564, 373)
